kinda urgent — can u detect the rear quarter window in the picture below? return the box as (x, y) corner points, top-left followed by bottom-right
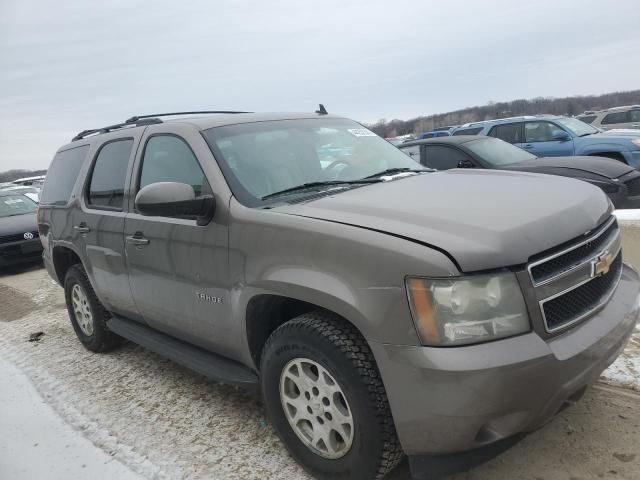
(577, 115), (597, 124)
(40, 145), (90, 206)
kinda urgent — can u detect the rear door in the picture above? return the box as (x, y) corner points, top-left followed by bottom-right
(76, 132), (143, 321)
(522, 121), (574, 157)
(488, 122), (524, 149)
(123, 123), (230, 350)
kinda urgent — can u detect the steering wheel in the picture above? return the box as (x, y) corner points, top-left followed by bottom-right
(325, 158), (354, 179)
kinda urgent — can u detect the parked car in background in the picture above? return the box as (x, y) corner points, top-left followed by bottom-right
(577, 106), (640, 131)
(451, 116), (640, 168)
(385, 134), (415, 145)
(38, 110), (640, 480)
(11, 174), (46, 187)
(416, 130), (451, 139)
(0, 191), (42, 268)
(399, 136), (640, 209)
(1, 185), (40, 203)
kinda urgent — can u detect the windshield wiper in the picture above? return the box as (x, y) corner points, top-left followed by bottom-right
(261, 180), (380, 200)
(363, 167), (430, 179)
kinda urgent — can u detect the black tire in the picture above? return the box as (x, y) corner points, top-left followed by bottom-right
(64, 264), (121, 352)
(260, 311), (403, 480)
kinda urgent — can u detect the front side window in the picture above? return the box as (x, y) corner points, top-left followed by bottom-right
(87, 139), (133, 209)
(423, 145), (471, 170)
(139, 135), (207, 197)
(523, 121), (563, 143)
(601, 111), (629, 125)
(630, 110), (640, 123)
(489, 123), (523, 144)
(40, 145), (89, 206)
(0, 195), (37, 217)
(202, 118), (423, 206)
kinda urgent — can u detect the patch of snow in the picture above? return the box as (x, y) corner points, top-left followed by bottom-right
(601, 322), (640, 391)
(0, 356), (144, 480)
(613, 209), (640, 222)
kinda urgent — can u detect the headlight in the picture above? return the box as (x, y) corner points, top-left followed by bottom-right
(632, 139), (640, 148)
(406, 273), (530, 346)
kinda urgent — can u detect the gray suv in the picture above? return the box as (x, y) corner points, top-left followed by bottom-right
(39, 110), (640, 480)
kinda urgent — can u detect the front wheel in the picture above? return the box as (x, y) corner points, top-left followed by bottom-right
(260, 311), (403, 480)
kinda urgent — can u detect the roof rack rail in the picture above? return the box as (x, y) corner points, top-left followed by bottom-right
(72, 110), (251, 142)
(125, 111), (250, 123)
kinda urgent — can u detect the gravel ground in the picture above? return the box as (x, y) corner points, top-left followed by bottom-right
(0, 264), (639, 480)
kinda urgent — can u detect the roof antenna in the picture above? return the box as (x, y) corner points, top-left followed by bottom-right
(315, 104), (328, 115)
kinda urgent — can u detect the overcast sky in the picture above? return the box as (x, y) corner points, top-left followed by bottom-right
(1, 0), (639, 171)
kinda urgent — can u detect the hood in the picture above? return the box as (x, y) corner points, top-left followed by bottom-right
(504, 156), (633, 179)
(0, 212), (38, 237)
(592, 129), (640, 141)
(275, 170), (611, 272)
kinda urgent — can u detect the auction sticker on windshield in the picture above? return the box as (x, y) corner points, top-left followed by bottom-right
(348, 128), (377, 137)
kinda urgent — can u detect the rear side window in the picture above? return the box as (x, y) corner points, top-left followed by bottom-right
(87, 139), (134, 209)
(139, 135), (206, 197)
(452, 127), (483, 136)
(601, 112), (629, 125)
(40, 145), (89, 205)
(577, 115), (597, 124)
(489, 123), (523, 143)
(630, 110), (640, 122)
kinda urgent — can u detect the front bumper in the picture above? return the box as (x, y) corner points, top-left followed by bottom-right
(0, 239), (43, 267)
(370, 264), (640, 456)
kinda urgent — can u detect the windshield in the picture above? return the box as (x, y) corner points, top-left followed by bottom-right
(202, 118), (424, 205)
(0, 195), (37, 217)
(465, 137), (537, 166)
(555, 117), (598, 137)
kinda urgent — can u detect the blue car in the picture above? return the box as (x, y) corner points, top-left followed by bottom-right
(451, 116), (640, 169)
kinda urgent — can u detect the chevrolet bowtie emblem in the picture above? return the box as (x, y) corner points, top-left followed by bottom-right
(592, 251), (613, 277)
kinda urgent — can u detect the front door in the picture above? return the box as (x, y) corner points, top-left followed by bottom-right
(124, 126), (229, 349)
(521, 121), (574, 157)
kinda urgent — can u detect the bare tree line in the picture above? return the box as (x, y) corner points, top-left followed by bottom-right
(366, 90), (640, 138)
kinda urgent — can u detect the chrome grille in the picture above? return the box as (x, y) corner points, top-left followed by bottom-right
(541, 253), (622, 331)
(527, 216), (623, 333)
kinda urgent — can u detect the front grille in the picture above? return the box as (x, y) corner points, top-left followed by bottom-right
(542, 252), (622, 331)
(529, 219), (617, 284)
(626, 176), (640, 196)
(0, 231), (39, 245)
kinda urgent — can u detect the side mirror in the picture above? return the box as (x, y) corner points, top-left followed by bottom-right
(552, 130), (570, 141)
(457, 159), (474, 168)
(135, 182), (215, 226)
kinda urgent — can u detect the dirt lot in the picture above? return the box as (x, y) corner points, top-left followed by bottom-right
(1, 264), (639, 480)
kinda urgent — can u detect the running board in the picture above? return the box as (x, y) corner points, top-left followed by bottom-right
(107, 316), (258, 387)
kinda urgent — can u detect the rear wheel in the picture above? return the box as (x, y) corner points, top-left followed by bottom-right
(64, 264), (121, 352)
(260, 311), (403, 480)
